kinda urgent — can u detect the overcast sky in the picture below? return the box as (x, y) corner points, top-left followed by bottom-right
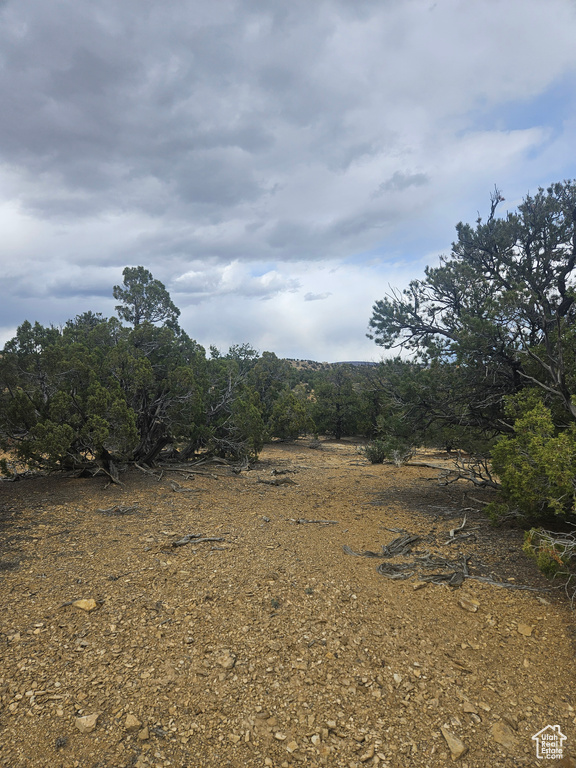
(2, 0), (576, 361)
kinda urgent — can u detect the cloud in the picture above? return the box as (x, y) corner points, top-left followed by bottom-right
(175, 261), (300, 301)
(304, 292), (332, 302)
(1, 0), (576, 359)
(375, 171), (429, 195)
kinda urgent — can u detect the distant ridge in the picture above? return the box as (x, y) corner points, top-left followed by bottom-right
(286, 358), (378, 369)
(332, 361), (378, 367)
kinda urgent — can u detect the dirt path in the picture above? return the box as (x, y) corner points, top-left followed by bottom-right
(1, 439), (575, 768)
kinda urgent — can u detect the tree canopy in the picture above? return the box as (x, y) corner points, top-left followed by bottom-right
(368, 180), (576, 521)
(113, 266), (181, 329)
(4, 269), (375, 478)
(369, 182), (576, 434)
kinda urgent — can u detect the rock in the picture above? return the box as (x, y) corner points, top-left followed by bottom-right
(217, 651), (237, 669)
(137, 727), (149, 741)
(462, 701), (478, 714)
(490, 721), (517, 751)
(517, 623), (533, 637)
(75, 713), (99, 734)
(124, 714), (142, 731)
(359, 744), (375, 762)
(413, 581), (428, 591)
(458, 597), (479, 613)
(286, 740), (298, 753)
(72, 599), (100, 612)
(274, 732), (287, 741)
(440, 726), (468, 761)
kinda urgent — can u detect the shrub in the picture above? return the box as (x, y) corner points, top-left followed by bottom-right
(363, 439), (389, 464)
(489, 395), (576, 523)
(364, 437), (413, 465)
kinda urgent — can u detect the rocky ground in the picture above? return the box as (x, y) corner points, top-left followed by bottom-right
(0, 438), (575, 768)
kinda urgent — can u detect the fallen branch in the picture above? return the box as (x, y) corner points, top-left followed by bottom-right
(343, 534), (549, 592)
(444, 515), (480, 545)
(407, 460), (451, 471)
(95, 462), (125, 488)
(161, 467), (219, 479)
(257, 477), (297, 486)
(135, 463), (162, 480)
(292, 518), (338, 525)
(376, 562), (415, 580)
(343, 534), (420, 559)
(172, 534), (225, 548)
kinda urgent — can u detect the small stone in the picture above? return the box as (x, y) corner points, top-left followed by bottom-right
(311, 734), (321, 746)
(229, 734), (241, 744)
(138, 727), (149, 741)
(275, 732), (287, 741)
(124, 714), (141, 732)
(517, 624), (533, 637)
(217, 651), (237, 670)
(359, 744), (375, 762)
(413, 581), (428, 591)
(440, 726), (468, 761)
(72, 599), (100, 612)
(286, 740), (298, 753)
(458, 597), (479, 613)
(75, 713), (99, 734)
(490, 721), (517, 751)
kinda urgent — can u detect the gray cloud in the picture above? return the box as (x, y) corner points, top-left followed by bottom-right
(375, 171), (430, 195)
(304, 292), (332, 301)
(1, 0), (576, 359)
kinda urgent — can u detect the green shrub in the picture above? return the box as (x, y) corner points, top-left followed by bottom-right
(363, 439), (389, 464)
(489, 394), (576, 523)
(363, 437), (412, 465)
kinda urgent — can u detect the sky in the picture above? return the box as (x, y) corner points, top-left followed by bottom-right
(2, 0), (576, 362)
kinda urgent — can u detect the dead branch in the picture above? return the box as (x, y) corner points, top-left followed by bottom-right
(172, 534), (225, 547)
(257, 476), (297, 486)
(135, 463), (162, 480)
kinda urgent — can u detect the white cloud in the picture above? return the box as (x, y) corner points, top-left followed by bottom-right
(1, 0), (576, 359)
(174, 261), (300, 301)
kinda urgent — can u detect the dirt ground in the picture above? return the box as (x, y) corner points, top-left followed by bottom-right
(0, 438), (575, 768)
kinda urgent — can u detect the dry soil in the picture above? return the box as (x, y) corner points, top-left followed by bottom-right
(0, 438), (575, 768)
